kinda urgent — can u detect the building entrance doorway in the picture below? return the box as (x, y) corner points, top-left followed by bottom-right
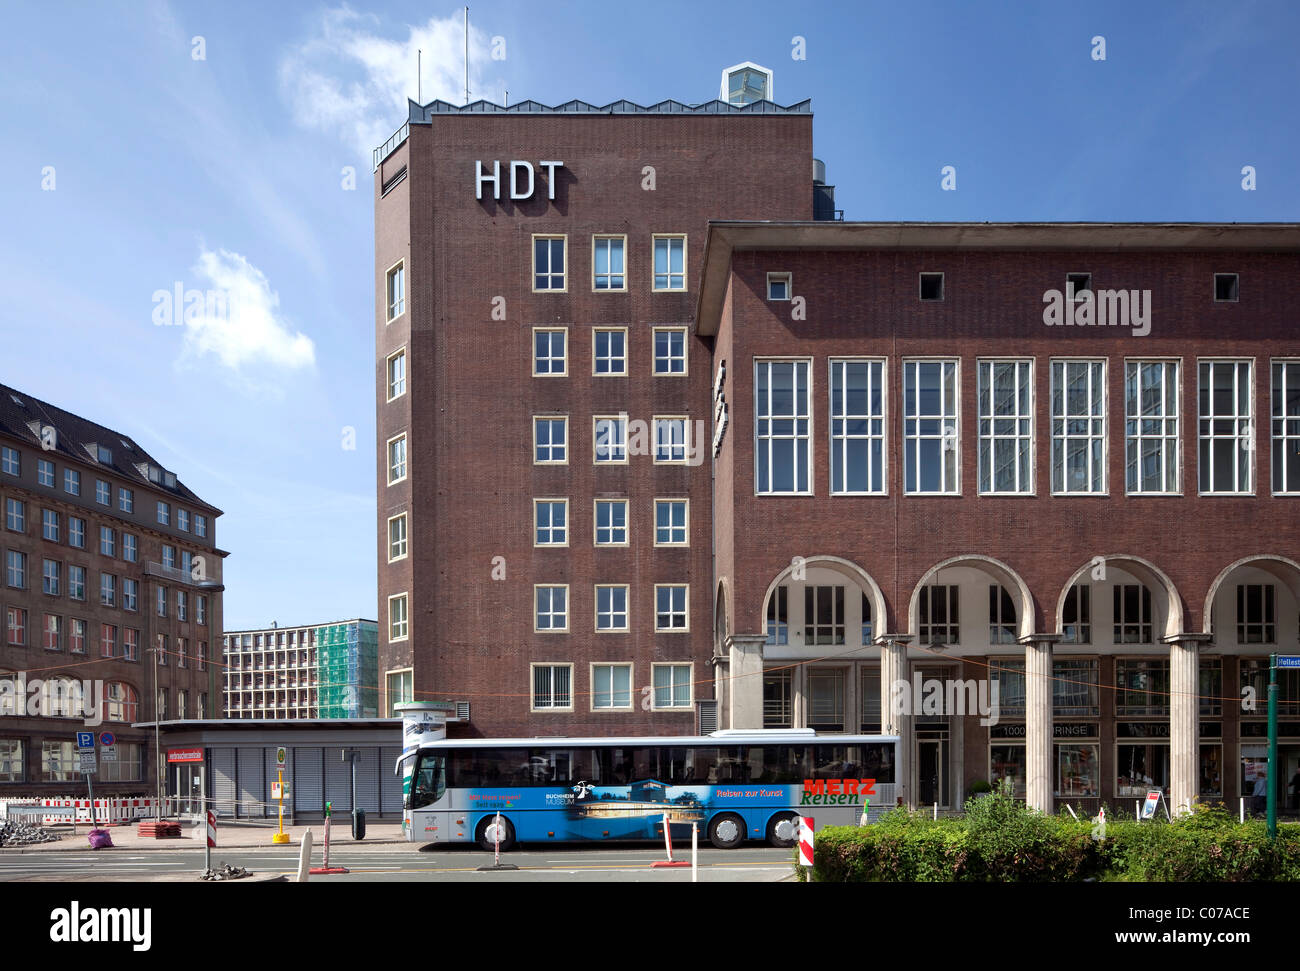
(917, 725), (950, 808)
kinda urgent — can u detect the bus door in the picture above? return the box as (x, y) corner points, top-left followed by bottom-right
(407, 753), (449, 841)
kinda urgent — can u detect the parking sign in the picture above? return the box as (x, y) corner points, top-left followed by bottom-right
(76, 732), (94, 750)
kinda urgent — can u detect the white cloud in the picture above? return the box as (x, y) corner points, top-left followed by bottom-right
(180, 247), (315, 374)
(280, 6), (495, 161)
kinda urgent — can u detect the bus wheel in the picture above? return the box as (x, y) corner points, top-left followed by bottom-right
(708, 813), (745, 850)
(767, 812), (799, 848)
(477, 816), (515, 852)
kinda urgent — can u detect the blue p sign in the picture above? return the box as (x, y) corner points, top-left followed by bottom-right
(76, 732), (94, 749)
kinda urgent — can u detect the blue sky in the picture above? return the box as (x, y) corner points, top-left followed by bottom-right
(1, 0), (1296, 629)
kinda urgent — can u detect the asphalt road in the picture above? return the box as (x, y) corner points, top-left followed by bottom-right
(0, 842), (795, 882)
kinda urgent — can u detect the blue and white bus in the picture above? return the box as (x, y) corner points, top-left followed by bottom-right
(396, 727), (898, 850)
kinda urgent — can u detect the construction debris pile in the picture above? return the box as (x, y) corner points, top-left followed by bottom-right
(0, 820), (61, 846)
(199, 863), (251, 881)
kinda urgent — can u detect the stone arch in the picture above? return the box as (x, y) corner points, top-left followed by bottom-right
(758, 555), (889, 637)
(910, 554), (1036, 641)
(1054, 554), (1184, 640)
(1201, 554), (1300, 636)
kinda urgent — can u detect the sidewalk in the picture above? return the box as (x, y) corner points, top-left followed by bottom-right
(0, 820), (414, 853)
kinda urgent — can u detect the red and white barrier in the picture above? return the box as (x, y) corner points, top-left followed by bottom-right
(40, 796), (173, 826)
(798, 816), (815, 869)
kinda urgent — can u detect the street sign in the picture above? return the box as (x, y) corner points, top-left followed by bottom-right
(99, 731), (116, 746)
(1277, 656), (1300, 669)
(78, 752), (97, 773)
(276, 746), (288, 772)
(76, 732), (94, 750)
(271, 781), (290, 799)
(100, 745), (118, 763)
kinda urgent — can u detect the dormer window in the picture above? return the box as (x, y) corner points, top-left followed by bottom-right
(96, 445), (112, 465)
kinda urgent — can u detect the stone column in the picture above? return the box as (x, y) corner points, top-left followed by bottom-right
(1022, 636), (1056, 814)
(1165, 634), (1210, 815)
(878, 635), (912, 808)
(725, 634), (767, 729)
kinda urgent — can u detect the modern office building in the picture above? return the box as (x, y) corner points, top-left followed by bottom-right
(372, 65), (1300, 814)
(0, 383), (224, 796)
(222, 619), (379, 719)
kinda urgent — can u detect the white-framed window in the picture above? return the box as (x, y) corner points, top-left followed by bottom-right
(96, 480), (111, 505)
(531, 663), (573, 711)
(1051, 360), (1106, 494)
(767, 272), (791, 301)
(68, 565), (85, 601)
(977, 360), (1033, 495)
(157, 501), (169, 525)
(1113, 585), (1153, 644)
(388, 512), (408, 561)
(653, 416), (688, 464)
(195, 515), (207, 538)
(652, 235), (686, 291)
(162, 545), (175, 570)
(388, 593), (409, 642)
(386, 261), (405, 321)
(121, 577), (137, 612)
(1198, 359), (1253, 495)
(68, 516), (84, 549)
(177, 590), (187, 622)
(593, 416), (628, 464)
(830, 358), (886, 494)
(535, 585), (569, 633)
(1125, 360), (1181, 494)
(594, 585), (629, 633)
(989, 585), (1018, 644)
(63, 468), (80, 495)
(0, 447), (18, 476)
(197, 597), (206, 626)
(533, 235), (566, 291)
(37, 459), (54, 487)
(652, 663), (692, 709)
(652, 326), (687, 376)
(100, 573), (115, 608)
(904, 360), (960, 494)
(593, 499), (628, 546)
(1273, 360), (1300, 495)
(591, 663), (633, 710)
(42, 558), (60, 596)
(41, 508), (58, 541)
(804, 586), (845, 645)
(592, 328), (627, 376)
(156, 585), (166, 617)
(387, 433), (408, 484)
(533, 416), (568, 464)
(178, 509), (189, 533)
(4, 497), (23, 532)
(755, 359), (811, 494)
(919, 585), (959, 645)
(766, 587), (789, 646)
(118, 487), (133, 513)
(5, 550), (25, 588)
(533, 328), (567, 377)
(533, 499), (568, 547)
(592, 235), (626, 291)
(653, 498), (688, 546)
(99, 526), (115, 557)
(386, 668), (414, 716)
(1062, 585), (1092, 644)
(387, 347), (408, 399)
(655, 584), (689, 632)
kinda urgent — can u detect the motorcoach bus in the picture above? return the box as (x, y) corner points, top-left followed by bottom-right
(395, 728), (898, 850)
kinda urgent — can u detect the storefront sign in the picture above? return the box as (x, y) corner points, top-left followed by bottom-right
(1117, 722), (1171, 739)
(801, 778), (875, 805)
(1241, 722), (1300, 738)
(989, 723), (1097, 740)
(475, 160), (564, 201)
(167, 748), (204, 763)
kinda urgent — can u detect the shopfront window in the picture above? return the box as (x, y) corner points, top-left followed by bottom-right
(1057, 744), (1099, 797)
(1116, 659), (1170, 716)
(990, 744), (1027, 797)
(1117, 743), (1170, 798)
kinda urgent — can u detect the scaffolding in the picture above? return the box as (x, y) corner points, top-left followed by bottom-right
(315, 621), (379, 718)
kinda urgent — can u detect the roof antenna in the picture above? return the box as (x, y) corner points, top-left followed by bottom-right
(417, 48), (422, 103)
(463, 6), (470, 105)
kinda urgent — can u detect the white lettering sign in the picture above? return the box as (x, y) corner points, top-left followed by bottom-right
(476, 160), (565, 201)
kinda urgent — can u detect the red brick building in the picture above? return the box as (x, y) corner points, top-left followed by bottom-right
(374, 71), (1300, 814)
(0, 385), (224, 796)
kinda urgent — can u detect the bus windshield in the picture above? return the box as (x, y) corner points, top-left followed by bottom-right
(409, 753), (446, 809)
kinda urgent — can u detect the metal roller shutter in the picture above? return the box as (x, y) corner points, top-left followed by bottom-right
(325, 747), (351, 814)
(237, 748), (265, 818)
(294, 747), (324, 814)
(355, 747), (380, 813)
(212, 748), (237, 818)
(380, 746), (403, 815)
